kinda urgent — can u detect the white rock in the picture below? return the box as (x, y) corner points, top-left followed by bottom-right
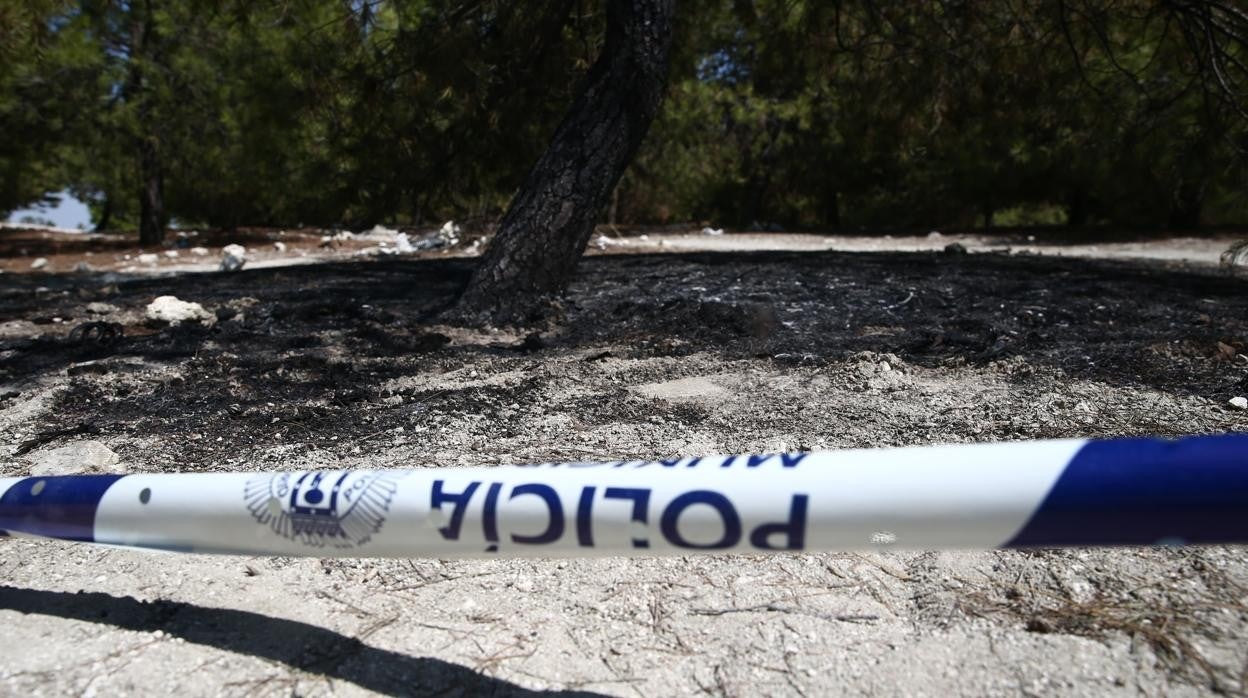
(190, 246), (210, 257)
(1230, 396), (1248, 410)
(273, 241), (287, 252)
(30, 257), (48, 270)
(29, 440), (121, 476)
(86, 302), (118, 315)
(701, 227), (725, 236)
(220, 244), (246, 272)
(137, 253), (160, 265)
(73, 261), (94, 273)
(145, 295), (214, 325)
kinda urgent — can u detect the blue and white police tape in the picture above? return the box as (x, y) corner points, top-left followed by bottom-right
(0, 434), (1246, 557)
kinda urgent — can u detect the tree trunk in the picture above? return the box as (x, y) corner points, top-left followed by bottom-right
(1167, 179), (1204, 230)
(94, 195), (113, 232)
(1066, 189), (1088, 227)
(138, 137), (165, 246)
(455, 0), (675, 321)
(823, 188), (840, 229)
(129, 0), (165, 246)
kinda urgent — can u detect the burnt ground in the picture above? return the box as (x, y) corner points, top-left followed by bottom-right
(4, 250), (1248, 464)
(2, 247), (1248, 696)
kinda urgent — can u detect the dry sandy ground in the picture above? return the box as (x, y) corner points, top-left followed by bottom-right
(2, 224), (1246, 276)
(2, 235), (1248, 696)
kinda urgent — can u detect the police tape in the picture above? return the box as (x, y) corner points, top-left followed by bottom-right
(0, 434), (1246, 557)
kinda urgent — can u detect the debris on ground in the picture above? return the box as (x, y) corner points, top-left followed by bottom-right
(1220, 240), (1248, 271)
(30, 257), (48, 270)
(145, 295), (215, 326)
(137, 253), (159, 265)
(220, 244), (246, 272)
(702, 226), (725, 235)
(68, 321), (123, 347)
(1230, 396), (1248, 410)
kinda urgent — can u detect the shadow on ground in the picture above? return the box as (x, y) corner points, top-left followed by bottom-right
(0, 585), (602, 697)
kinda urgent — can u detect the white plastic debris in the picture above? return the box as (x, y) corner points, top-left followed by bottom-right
(701, 227), (725, 236)
(220, 244), (246, 272)
(146, 295), (214, 326)
(439, 221), (462, 244)
(1230, 397), (1248, 410)
(137, 253), (160, 265)
(30, 257), (48, 270)
(592, 234), (626, 250)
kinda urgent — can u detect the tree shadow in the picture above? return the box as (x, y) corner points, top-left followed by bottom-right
(0, 585), (605, 697)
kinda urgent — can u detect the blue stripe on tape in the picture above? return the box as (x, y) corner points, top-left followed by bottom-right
(0, 475), (124, 542)
(1007, 435), (1248, 547)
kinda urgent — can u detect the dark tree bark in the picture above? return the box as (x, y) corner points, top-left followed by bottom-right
(455, 0), (675, 321)
(823, 189), (840, 229)
(138, 137), (165, 246)
(127, 0), (165, 246)
(1167, 179), (1204, 230)
(1066, 189), (1088, 227)
(93, 195), (113, 232)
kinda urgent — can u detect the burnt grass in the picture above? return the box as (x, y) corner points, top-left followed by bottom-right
(2, 249), (1247, 467)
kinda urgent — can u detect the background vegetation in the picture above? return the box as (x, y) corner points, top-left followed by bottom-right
(3, 0), (1247, 234)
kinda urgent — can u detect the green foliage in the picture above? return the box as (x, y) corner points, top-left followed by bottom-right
(3, 0), (1248, 232)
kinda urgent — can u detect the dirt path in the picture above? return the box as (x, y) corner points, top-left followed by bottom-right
(2, 246), (1247, 695)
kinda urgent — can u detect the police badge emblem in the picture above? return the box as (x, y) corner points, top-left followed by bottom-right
(244, 470), (402, 548)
